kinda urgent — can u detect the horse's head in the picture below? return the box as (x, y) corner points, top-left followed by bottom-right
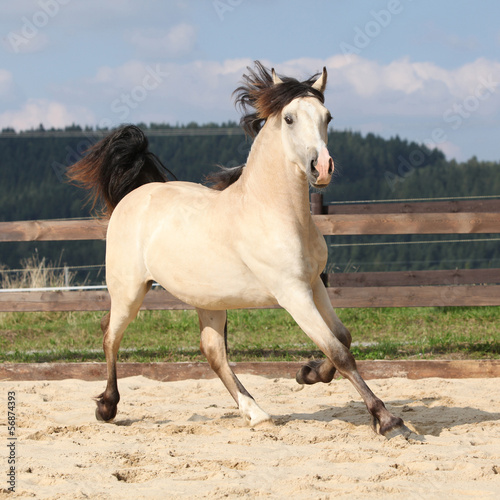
(234, 62), (334, 189)
(275, 68), (334, 189)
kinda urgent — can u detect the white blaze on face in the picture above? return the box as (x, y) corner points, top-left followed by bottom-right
(281, 97), (334, 187)
(315, 145), (334, 186)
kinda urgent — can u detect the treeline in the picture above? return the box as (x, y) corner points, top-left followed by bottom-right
(0, 123), (499, 272)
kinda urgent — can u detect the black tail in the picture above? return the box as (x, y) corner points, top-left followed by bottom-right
(67, 125), (176, 216)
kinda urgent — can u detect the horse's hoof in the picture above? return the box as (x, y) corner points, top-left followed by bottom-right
(95, 402), (117, 422)
(373, 416), (412, 440)
(238, 392), (271, 427)
(295, 367), (309, 385)
(295, 361), (321, 385)
(384, 423), (412, 440)
(296, 360), (335, 385)
(245, 413), (273, 428)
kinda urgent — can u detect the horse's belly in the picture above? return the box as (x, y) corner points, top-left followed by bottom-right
(152, 262), (278, 310)
(165, 281), (277, 310)
(145, 232), (277, 310)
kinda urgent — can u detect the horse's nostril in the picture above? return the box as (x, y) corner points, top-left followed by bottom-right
(328, 158), (333, 174)
(310, 159), (319, 177)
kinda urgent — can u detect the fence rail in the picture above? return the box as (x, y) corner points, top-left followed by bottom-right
(0, 219), (107, 242)
(2, 204), (500, 242)
(1, 194), (499, 311)
(327, 268), (500, 287)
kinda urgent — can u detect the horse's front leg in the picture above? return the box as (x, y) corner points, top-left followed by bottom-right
(296, 282), (351, 385)
(197, 308), (271, 426)
(280, 279), (411, 439)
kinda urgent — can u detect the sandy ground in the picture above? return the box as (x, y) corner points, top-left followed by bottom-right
(1, 373), (499, 499)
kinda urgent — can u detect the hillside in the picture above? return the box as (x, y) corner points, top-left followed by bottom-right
(0, 123), (499, 274)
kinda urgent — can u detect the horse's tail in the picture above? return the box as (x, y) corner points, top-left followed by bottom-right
(67, 125), (176, 216)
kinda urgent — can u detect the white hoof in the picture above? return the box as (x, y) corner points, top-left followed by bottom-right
(238, 393), (272, 427)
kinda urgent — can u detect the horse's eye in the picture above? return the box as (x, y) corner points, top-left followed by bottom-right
(284, 115), (293, 125)
(326, 113), (332, 124)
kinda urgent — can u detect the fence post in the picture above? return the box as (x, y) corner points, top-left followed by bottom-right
(310, 193), (328, 286)
(310, 192), (324, 215)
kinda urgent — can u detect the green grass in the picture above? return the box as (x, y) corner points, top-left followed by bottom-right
(0, 306), (498, 363)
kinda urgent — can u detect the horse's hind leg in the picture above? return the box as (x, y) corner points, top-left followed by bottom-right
(197, 308), (271, 426)
(95, 282), (151, 422)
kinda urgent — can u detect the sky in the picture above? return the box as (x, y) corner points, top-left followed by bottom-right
(1, 0), (500, 162)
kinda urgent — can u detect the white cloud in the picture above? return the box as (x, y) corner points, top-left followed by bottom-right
(129, 23), (197, 59)
(0, 99), (95, 131)
(324, 55), (500, 118)
(2, 55), (499, 163)
(0, 69), (15, 99)
(88, 60), (157, 87)
(0, 1), (193, 55)
(52, 58), (254, 128)
(1, 0), (66, 54)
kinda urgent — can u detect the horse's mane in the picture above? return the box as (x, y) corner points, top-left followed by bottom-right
(206, 61), (325, 190)
(234, 61), (325, 138)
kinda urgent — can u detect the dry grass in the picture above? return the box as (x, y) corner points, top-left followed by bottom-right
(0, 253), (75, 289)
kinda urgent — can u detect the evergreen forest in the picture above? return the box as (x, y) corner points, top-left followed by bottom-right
(1, 123), (499, 280)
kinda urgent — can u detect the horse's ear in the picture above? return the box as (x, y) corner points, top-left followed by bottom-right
(272, 68), (283, 85)
(312, 67), (327, 93)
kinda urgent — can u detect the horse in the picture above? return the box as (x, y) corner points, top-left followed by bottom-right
(68, 61), (411, 439)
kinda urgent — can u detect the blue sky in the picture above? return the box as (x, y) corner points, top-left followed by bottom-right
(1, 0), (500, 162)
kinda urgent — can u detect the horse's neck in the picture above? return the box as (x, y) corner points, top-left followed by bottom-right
(240, 118), (311, 225)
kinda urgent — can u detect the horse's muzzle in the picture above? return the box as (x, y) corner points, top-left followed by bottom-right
(310, 146), (334, 187)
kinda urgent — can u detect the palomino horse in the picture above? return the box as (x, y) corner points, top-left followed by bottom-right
(68, 62), (411, 439)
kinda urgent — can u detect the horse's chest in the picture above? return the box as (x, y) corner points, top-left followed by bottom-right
(275, 228), (328, 283)
(303, 235), (328, 279)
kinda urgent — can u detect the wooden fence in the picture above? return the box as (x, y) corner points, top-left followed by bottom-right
(1, 194), (499, 312)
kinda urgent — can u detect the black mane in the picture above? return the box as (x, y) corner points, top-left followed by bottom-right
(206, 61), (325, 191)
(204, 164), (245, 191)
(234, 61), (324, 138)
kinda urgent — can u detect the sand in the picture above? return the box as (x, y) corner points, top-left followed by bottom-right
(1, 373), (499, 499)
